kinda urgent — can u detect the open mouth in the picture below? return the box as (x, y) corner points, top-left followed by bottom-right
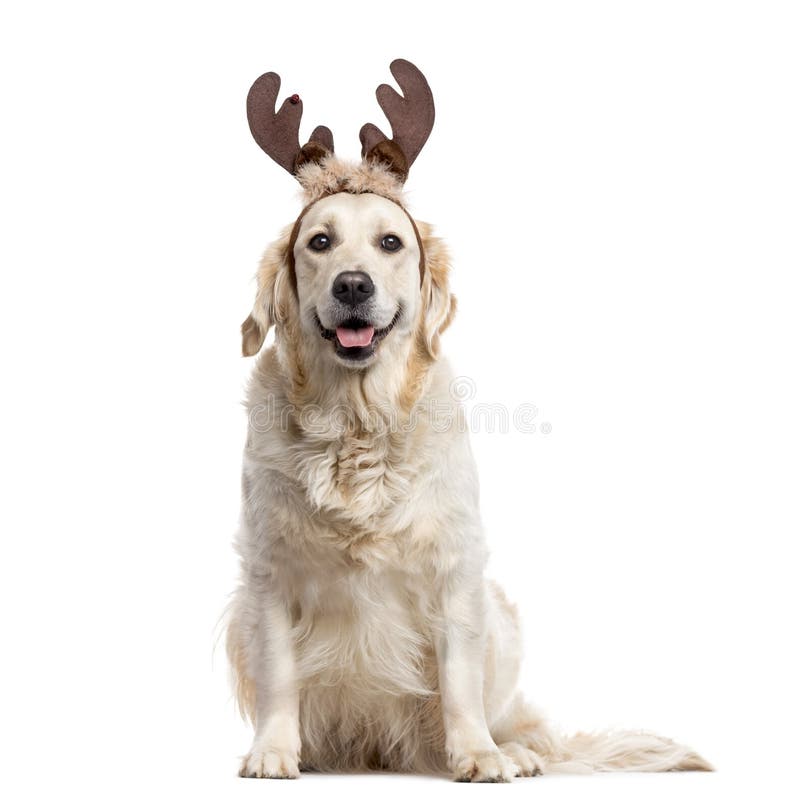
(315, 310), (401, 362)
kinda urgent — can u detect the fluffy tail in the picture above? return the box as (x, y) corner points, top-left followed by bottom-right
(495, 697), (712, 774)
(543, 729), (713, 774)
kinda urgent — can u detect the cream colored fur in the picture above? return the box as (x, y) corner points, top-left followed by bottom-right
(226, 178), (711, 781)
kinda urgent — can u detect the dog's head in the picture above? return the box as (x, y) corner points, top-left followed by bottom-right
(241, 60), (454, 394)
(299, 192), (420, 368)
(242, 189), (455, 375)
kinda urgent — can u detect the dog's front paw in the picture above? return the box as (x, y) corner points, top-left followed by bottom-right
(453, 748), (520, 783)
(239, 747), (300, 779)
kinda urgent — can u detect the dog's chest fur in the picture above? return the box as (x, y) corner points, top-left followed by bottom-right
(300, 426), (429, 536)
(247, 428), (439, 572)
(245, 350), (464, 565)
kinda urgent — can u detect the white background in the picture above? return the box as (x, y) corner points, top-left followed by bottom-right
(1, 1), (798, 806)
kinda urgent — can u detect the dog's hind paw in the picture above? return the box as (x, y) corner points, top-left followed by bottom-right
(498, 741), (544, 777)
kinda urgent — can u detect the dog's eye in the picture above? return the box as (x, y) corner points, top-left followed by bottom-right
(380, 235), (403, 253)
(309, 234), (331, 251)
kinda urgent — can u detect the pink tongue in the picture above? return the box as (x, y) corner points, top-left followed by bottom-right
(336, 325), (375, 348)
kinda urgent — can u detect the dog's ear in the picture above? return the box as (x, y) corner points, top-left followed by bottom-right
(241, 228), (293, 356)
(417, 222), (457, 359)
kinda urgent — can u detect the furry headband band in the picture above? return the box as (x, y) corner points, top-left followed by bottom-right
(246, 59), (435, 203)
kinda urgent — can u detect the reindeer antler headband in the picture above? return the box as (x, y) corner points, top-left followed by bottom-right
(246, 59), (435, 202)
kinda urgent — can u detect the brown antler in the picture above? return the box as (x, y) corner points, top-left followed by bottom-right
(360, 59), (435, 181)
(247, 71), (333, 175)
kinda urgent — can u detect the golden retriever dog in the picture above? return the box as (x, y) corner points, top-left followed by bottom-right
(225, 61), (711, 781)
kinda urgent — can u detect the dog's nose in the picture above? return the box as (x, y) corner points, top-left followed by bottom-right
(331, 271), (375, 305)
